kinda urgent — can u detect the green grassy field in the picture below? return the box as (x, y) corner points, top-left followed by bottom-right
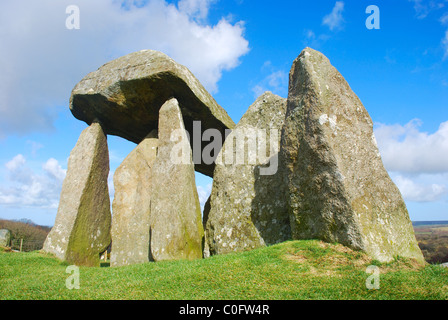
(1, 240), (447, 300)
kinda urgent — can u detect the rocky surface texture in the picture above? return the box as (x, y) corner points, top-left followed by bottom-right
(110, 130), (158, 267)
(43, 122), (111, 267)
(150, 98), (204, 261)
(280, 48), (424, 263)
(70, 49), (235, 177)
(205, 92), (290, 255)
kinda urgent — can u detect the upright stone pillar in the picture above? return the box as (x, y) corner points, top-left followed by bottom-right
(280, 48), (424, 264)
(150, 98), (204, 261)
(205, 92), (291, 256)
(0, 229), (11, 247)
(43, 122), (111, 267)
(110, 130), (158, 267)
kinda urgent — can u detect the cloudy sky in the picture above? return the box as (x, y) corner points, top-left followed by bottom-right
(0, 0), (447, 226)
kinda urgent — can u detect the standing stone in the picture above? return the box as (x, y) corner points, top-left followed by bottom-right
(280, 48), (425, 263)
(205, 92), (290, 255)
(0, 229), (11, 247)
(43, 122), (111, 267)
(150, 98), (204, 261)
(110, 130), (158, 267)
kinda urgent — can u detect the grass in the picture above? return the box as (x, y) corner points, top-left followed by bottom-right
(0, 240), (447, 300)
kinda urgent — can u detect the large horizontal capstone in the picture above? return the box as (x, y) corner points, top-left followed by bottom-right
(70, 49), (235, 177)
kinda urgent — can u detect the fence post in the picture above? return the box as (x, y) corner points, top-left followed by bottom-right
(20, 239), (23, 252)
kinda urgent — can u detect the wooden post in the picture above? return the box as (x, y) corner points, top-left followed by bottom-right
(20, 239), (23, 252)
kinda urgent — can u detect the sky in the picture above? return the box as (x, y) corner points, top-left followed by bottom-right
(0, 0), (447, 226)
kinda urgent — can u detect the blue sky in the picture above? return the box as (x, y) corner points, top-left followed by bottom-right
(0, 0), (447, 226)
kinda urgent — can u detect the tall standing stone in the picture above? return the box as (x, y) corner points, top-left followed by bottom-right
(205, 92), (290, 255)
(110, 130), (158, 267)
(43, 122), (111, 267)
(280, 48), (424, 263)
(0, 229), (11, 247)
(150, 98), (204, 261)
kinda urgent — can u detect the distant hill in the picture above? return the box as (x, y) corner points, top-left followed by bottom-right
(412, 221), (448, 227)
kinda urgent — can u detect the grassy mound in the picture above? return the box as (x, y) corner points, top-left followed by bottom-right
(1, 240), (447, 300)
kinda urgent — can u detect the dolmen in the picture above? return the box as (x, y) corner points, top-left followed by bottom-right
(43, 48), (424, 267)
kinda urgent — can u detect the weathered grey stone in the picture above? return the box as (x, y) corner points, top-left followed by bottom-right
(110, 130), (158, 267)
(43, 122), (111, 267)
(205, 92), (290, 255)
(150, 98), (204, 261)
(0, 229), (11, 247)
(70, 49), (235, 177)
(280, 48), (425, 264)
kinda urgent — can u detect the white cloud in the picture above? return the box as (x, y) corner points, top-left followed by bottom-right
(322, 1), (345, 31)
(267, 70), (288, 89)
(251, 62), (288, 98)
(109, 149), (128, 166)
(26, 141), (44, 157)
(441, 11), (448, 24)
(374, 119), (448, 174)
(252, 85), (265, 99)
(374, 119), (448, 203)
(391, 173), (448, 202)
(108, 171), (115, 202)
(5, 154), (26, 172)
(197, 183), (212, 211)
(440, 10), (448, 59)
(43, 158), (67, 182)
(178, 0), (214, 20)
(443, 29), (448, 59)
(409, 0), (446, 19)
(0, 155), (66, 209)
(302, 29), (330, 49)
(0, 0), (249, 136)
(408, 0), (448, 58)
(306, 30), (316, 39)
(409, 0), (428, 19)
